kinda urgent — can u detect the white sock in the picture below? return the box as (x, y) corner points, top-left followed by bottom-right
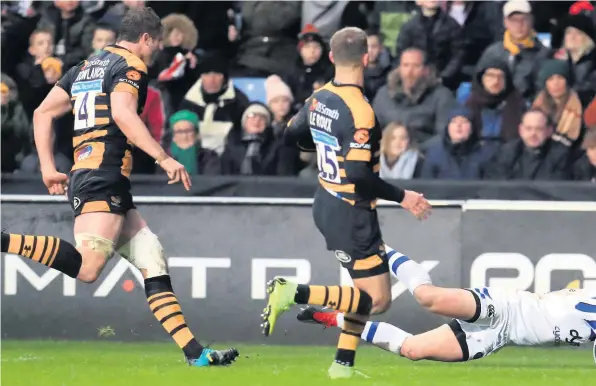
(336, 312), (344, 328)
(361, 321), (412, 354)
(388, 251), (432, 294)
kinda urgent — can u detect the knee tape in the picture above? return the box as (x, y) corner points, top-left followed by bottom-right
(117, 227), (168, 278)
(75, 233), (115, 260)
(356, 289), (373, 316)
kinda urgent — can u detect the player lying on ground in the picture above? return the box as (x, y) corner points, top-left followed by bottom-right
(261, 27), (431, 379)
(0, 7), (238, 367)
(297, 249), (596, 362)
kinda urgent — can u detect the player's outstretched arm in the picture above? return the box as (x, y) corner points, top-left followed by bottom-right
(33, 86), (72, 195)
(111, 92), (191, 190)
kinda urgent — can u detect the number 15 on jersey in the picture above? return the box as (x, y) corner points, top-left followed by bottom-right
(311, 128), (341, 184)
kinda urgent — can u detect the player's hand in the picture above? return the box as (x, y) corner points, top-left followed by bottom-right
(400, 190), (432, 220)
(41, 170), (68, 196)
(159, 157), (192, 191)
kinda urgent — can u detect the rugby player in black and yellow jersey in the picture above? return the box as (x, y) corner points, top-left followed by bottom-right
(261, 27), (432, 378)
(1, 7), (238, 367)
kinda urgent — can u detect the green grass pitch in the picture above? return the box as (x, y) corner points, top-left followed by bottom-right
(1, 341), (593, 386)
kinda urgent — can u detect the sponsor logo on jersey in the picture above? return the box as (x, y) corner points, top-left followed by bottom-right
(126, 70), (141, 81)
(309, 98), (339, 120)
(335, 250), (351, 263)
(118, 78), (140, 89)
(71, 79), (103, 95)
(349, 142), (371, 150)
(76, 145), (93, 161)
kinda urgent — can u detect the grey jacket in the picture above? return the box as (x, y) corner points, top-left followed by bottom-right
(477, 38), (549, 100)
(372, 69), (456, 145)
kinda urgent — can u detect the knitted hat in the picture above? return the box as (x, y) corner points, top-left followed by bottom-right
(562, 12), (596, 41)
(242, 102), (272, 127)
(41, 57), (63, 77)
(448, 105), (473, 122)
(198, 53), (229, 78)
(265, 75), (294, 105)
(169, 109), (199, 129)
(538, 59), (571, 87)
(569, 1), (594, 15)
(298, 24), (325, 50)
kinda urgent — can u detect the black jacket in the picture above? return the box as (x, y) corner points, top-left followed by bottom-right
(395, 8), (465, 90)
(571, 154), (596, 181)
(14, 57), (53, 118)
(221, 127), (281, 176)
(486, 138), (570, 180)
(364, 49), (392, 101)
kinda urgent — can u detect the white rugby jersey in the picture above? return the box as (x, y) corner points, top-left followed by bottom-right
(507, 289), (596, 347)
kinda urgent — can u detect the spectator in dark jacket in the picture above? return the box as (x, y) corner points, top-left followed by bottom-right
(37, 1), (95, 69)
(477, 1), (549, 100)
(466, 59), (526, 147)
(221, 103), (280, 175)
(553, 12), (596, 107)
(165, 110), (221, 175)
(421, 105), (494, 180)
(1, 74), (31, 173)
(180, 54), (250, 155)
(98, 0), (145, 31)
(285, 25), (333, 110)
(233, 1), (301, 77)
(150, 13), (199, 117)
(486, 109), (570, 180)
(90, 24), (116, 55)
(379, 122), (422, 180)
(446, 1), (503, 82)
(15, 29), (61, 118)
(265, 75), (302, 176)
(301, 1), (371, 42)
(571, 129), (596, 181)
(364, 31), (392, 101)
(373, 48), (455, 146)
(532, 59), (583, 147)
(395, 1), (465, 90)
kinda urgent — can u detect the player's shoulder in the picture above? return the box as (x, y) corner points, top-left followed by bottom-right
(103, 45), (148, 74)
(318, 82), (375, 129)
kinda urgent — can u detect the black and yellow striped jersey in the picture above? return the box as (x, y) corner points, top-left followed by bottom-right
(56, 45), (149, 179)
(287, 81), (382, 208)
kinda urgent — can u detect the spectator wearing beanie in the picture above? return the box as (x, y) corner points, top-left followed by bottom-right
(395, 0), (465, 91)
(221, 103), (281, 176)
(421, 105), (494, 180)
(150, 13), (199, 116)
(554, 12), (596, 107)
(465, 59), (526, 147)
(265, 75), (302, 176)
(285, 24), (333, 110)
(532, 60), (583, 147)
(180, 53), (249, 155)
(570, 129), (596, 181)
(164, 110), (221, 175)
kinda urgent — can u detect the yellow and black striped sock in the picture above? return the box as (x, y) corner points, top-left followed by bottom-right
(145, 275), (204, 359)
(335, 314), (368, 366)
(1, 233), (82, 278)
(294, 285), (372, 314)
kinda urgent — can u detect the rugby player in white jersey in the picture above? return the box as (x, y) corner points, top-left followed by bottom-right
(298, 248), (596, 362)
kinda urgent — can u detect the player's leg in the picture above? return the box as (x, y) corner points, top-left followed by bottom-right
(116, 209), (238, 367)
(1, 211), (122, 283)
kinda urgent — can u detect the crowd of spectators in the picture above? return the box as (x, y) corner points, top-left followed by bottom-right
(1, 0), (595, 182)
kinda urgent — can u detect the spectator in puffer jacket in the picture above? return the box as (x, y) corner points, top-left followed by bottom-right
(233, 1), (301, 77)
(150, 13), (199, 117)
(221, 103), (281, 176)
(465, 59), (526, 149)
(379, 122), (422, 180)
(446, 1), (503, 82)
(37, 1), (95, 69)
(373, 48), (455, 146)
(553, 12), (596, 107)
(532, 59), (583, 147)
(364, 31), (392, 101)
(1, 74), (31, 173)
(486, 109), (570, 180)
(421, 105), (494, 180)
(284, 24), (333, 110)
(476, 1), (549, 100)
(395, 0), (465, 91)
(180, 54), (250, 155)
(571, 129), (596, 181)
(265, 75), (302, 176)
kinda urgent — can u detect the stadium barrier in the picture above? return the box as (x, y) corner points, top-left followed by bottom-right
(1, 196), (595, 344)
(2, 173), (595, 201)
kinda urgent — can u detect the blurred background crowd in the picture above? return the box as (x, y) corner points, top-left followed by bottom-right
(1, 0), (595, 182)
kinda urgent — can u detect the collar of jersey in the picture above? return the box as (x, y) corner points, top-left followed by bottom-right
(331, 79), (364, 93)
